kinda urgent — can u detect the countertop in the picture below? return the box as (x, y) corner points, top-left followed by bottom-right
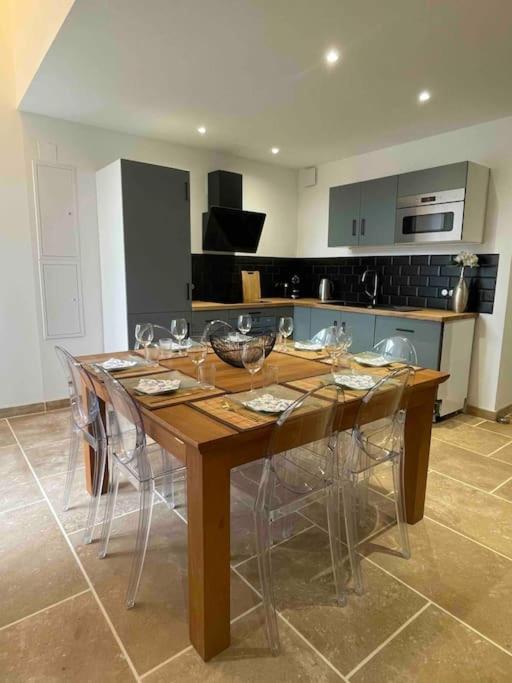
(192, 298), (478, 322)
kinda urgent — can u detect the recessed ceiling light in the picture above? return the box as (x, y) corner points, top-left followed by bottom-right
(197, 126), (206, 135)
(418, 90), (431, 103)
(271, 147), (280, 155)
(325, 49), (340, 65)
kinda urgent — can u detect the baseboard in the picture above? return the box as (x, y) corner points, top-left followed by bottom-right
(466, 403), (512, 421)
(0, 398), (69, 419)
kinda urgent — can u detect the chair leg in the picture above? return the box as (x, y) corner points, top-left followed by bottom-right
(392, 456), (411, 559)
(254, 509), (280, 655)
(83, 435), (107, 545)
(63, 427), (80, 512)
(341, 479), (365, 595)
(126, 480), (155, 608)
(326, 484), (347, 606)
(98, 457), (120, 559)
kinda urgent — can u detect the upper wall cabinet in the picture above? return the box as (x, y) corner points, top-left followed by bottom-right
(328, 161), (489, 248)
(328, 175), (398, 247)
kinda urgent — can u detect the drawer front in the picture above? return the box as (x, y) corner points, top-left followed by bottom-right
(373, 316), (442, 369)
(338, 312), (376, 354)
(294, 306), (311, 340)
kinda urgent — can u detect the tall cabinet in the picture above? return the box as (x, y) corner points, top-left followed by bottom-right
(97, 159), (191, 351)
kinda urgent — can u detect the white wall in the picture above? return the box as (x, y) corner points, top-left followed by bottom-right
(19, 113), (298, 403)
(297, 116), (512, 413)
(0, 4), (44, 410)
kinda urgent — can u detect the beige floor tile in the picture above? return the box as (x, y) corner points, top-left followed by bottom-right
(40, 468), (142, 536)
(451, 413), (486, 426)
(425, 471), (512, 558)
(1, 501), (86, 627)
(146, 605), (341, 682)
(237, 526), (426, 675)
(0, 591), (134, 681)
(352, 604), (512, 682)
(0, 419), (15, 447)
(9, 408), (71, 449)
(429, 437), (512, 491)
(301, 488), (396, 545)
(362, 517), (512, 653)
(493, 478), (512, 502)
(72, 505), (260, 676)
(491, 443), (512, 465)
(0, 443), (35, 489)
(476, 419), (512, 438)
(432, 419), (510, 455)
(0, 479), (44, 514)
(24, 437), (72, 478)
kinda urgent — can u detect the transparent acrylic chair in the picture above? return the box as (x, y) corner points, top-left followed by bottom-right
(340, 367), (413, 594)
(230, 383), (346, 654)
(96, 367), (186, 608)
(373, 336), (418, 365)
(311, 325), (338, 346)
(200, 319), (233, 344)
(133, 324), (173, 350)
(54, 346), (107, 544)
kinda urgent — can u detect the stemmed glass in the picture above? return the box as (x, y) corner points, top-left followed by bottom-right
(188, 338), (208, 382)
(237, 314), (252, 336)
(171, 318), (188, 353)
(324, 326), (342, 362)
(135, 323), (154, 360)
(278, 316), (294, 350)
(241, 339), (266, 393)
(338, 324), (353, 355)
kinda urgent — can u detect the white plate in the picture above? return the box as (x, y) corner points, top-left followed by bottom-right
(226, 332), (253, 343)
(243, 393), (294, 414)
(333, 374), (378, 391)
(134, 378), (181, 395)
(294, 341), (323, 351)
(353, 353), (392, 367)
(98, 358), (138, 371)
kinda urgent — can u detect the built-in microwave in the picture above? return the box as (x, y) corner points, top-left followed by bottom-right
(395, 188), (465, 243)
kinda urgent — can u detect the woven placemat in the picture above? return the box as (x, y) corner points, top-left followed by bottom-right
(284, 375), (362, 400)
(191, 395), (276, 431)
(85, 356), (169, 380)
(275, 343), (330, 361)
(120, 371), (224, 410)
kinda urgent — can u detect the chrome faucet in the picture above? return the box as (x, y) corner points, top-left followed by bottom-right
(361, 269), (380, 307)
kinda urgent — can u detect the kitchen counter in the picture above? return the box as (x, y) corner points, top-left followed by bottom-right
(192, 298), (477, 323)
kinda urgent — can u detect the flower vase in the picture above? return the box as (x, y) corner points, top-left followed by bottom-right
(452, 266), (469, 313)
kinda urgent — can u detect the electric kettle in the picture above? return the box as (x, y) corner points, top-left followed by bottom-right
(318, 278), (333, 301)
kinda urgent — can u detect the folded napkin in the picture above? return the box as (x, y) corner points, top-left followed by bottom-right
(294, 341), (323, 351)
(135, 378), (181, 395)
(243, 393), (294, 413)
(98, 358), (138, 371)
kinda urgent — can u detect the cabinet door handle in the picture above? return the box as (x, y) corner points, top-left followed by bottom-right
(186, 283), (191, 300)
(396, 327), (414, 334)
(361, 218), (366, 236)
(352, 219), (357, 236)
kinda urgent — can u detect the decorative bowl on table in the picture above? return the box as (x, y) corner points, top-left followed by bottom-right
(210, 331), (276, 368)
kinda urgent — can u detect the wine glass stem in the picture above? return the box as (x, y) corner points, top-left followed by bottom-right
(144, 345), (149, 361)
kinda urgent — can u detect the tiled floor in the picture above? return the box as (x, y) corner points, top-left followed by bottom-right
(1, 409), (512, 681)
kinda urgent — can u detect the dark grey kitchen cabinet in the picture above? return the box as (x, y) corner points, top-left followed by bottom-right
(373, 316), (442, 369)
(328, 183), (361, 247)
(97, 159), (191, 351)
(397, 162), (468, 197)
(328, 176), (397, 247)
(121, 160), (191, 316)
(310, 308), (376, 353)
(359, 175), (398, 246)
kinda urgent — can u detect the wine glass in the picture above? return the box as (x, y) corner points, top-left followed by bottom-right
(241, 339), (266, 393)
(324, 326), (342, 363)
(188, 338), (208, 382)
(338, 324), (353, 354)
(237, 314), (252, 336)
(171, 318), (188, 352)
(278, 316), (294, 349)
(135, 323), (154, 360)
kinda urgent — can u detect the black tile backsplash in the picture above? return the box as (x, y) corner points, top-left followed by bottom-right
(191, 253), (499, 314)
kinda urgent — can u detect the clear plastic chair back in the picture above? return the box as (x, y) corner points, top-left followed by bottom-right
(201, 319), (233, 344)
(350, 367), (412, 469)
(311, 325), (338, 346)
(373, 336), (418, 365)
(55, 345), (99, 430)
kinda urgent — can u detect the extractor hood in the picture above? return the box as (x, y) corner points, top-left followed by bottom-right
(202, 170), (265, 253)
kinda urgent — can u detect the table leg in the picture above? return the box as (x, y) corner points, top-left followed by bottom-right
(404, 385), (437, 524)
(186, 445), (231, 660)
(82, 395), (108, 496)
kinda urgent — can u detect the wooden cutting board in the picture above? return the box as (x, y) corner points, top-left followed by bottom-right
(241, 270), (261, 302)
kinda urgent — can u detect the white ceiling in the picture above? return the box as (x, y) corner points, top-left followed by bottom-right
(19, 0), (512, 168)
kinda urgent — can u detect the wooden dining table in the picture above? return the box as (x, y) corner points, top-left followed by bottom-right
(78, 348), (448, 662)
